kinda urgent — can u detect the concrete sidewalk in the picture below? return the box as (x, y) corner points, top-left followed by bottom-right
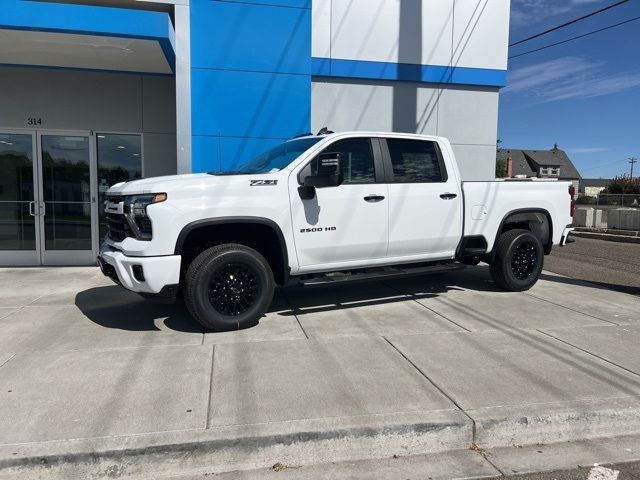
(0, 265), (639, 479)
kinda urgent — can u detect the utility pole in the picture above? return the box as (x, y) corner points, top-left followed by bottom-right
(630, 157), (638, 178)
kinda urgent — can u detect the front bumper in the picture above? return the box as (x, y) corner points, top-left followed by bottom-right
(98, 242), (181, 295)
(560, 225), (575, 246)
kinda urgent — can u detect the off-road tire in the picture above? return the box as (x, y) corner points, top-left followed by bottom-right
(184, 244), (274, 331)
(489, 229), (544, 291)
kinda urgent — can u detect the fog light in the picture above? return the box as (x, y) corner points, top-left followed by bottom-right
(132, 264), (145, 282)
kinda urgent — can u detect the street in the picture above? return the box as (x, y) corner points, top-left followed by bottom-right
(544, 237), (640, 295)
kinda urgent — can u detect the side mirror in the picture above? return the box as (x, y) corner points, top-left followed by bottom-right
(304, 152), (343, 188)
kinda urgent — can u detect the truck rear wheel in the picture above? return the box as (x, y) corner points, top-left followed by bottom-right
(184, 244), (274, 331)
(489, 229), (544, 291)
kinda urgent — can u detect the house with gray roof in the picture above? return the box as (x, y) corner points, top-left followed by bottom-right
(497, 147), (582, 188)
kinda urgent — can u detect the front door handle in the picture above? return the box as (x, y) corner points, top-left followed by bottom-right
(364, 195), (385, 202)
(440, 193), (457, 200)
(29, 201), (36, 217)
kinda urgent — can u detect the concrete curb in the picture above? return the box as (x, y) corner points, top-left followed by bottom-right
(471, 396), (640, 448)
(570, 231), (640, 244)
(0, 411), (472, 479)
(5, 396), (640, 479)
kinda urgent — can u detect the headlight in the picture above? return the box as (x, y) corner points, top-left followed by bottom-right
(124, 193), (166, 240)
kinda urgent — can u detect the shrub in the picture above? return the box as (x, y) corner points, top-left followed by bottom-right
(603, 176), (640, 195)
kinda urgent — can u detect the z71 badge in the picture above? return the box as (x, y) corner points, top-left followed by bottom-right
(250, 180), (277, 186)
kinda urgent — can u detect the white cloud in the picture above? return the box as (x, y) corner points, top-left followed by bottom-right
(567, 147), (610, 153)
(503, 57), (600, 93)
(510, 0), (605, 26)
(503, 56), (640, 103)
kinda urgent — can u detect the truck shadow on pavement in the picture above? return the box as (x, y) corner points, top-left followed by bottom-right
(75, 266), (633, 333)
(73, 269), (512, 333)
(75, 286), (202, 333)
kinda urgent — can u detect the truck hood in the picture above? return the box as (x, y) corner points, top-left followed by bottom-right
(106, 172), (284, 196)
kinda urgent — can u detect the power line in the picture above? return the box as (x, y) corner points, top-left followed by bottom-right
(509, 15), (640, 59)
(509, 0), (631, 47)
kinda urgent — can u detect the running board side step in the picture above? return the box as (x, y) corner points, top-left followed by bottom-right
(298, 263), (466, 287)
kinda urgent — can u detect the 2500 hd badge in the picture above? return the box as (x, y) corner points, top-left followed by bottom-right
(300, 226), (337, 233)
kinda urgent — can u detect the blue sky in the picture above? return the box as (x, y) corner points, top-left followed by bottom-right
(499, 0), (640, 178)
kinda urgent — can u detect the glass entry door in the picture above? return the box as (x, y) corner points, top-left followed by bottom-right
(0, 131), (40, 265)
(37, 132), (96, 265)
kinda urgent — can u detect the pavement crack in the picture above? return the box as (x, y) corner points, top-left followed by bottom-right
(470, 443), (505, 476)
(538, 329), (640, 379)
(382, 281), (472, 333)
(524, 292), (619, 326)
(281, 289), (308, 339)
(382, 336), (478, 445)
(206, 344), (215, 429)
(0, 353), (16, 370)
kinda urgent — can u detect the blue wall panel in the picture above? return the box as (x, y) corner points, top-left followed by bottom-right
(192, 135), (220, 173)
(311, 57), (507, 88)
(192, 68), (310, 138)
(190, 0), (311, 172)
(219, 137), (284, 172)
(191, 0), (310, 74)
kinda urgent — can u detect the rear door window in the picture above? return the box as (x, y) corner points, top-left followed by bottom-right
(385, 139), (446, 183)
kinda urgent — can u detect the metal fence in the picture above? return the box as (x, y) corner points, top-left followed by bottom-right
(576, 193), (640, 209)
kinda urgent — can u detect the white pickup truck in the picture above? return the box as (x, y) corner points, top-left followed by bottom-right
(98, 131), (576, 331)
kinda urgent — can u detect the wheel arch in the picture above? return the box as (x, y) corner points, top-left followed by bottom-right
(496, 208), (553, 255)
(175, 217), (290, 285)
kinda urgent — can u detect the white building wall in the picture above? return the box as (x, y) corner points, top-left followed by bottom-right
(311, 0), (509, 181)
(0, 67), (176, 177)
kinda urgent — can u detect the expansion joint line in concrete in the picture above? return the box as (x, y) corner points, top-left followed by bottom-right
(205, 344), (215, 429)
(382, 281), (472, 333)
(379, 336), (507, 473)
(0, 354), (16, 370)
(538, 329), (640, 379)
(280, 290), (309, 339)
(524, 293), (619, 326)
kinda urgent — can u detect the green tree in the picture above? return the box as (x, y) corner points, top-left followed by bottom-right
(496, 158), (507, 178)
(604, 176), (640, 195)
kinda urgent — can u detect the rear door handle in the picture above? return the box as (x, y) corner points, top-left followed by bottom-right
(364, 195), (385, 202)
(440, 193), (457, 200)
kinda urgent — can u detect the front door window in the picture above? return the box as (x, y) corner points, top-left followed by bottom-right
(0, 133), (37, 252)
(0, 129), (143, 266)
(40, 135), (92, 251)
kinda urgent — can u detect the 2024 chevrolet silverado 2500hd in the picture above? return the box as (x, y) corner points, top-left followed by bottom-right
(98, 131), (576, 331)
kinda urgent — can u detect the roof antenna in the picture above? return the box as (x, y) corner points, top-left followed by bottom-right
(316, 127), (334, 135)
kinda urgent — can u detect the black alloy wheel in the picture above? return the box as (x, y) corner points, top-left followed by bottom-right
(184, 243), (275, 331)
(208, 262), (261, 316)
(510, 241), (538, 280)
(489, 228), (544, 292)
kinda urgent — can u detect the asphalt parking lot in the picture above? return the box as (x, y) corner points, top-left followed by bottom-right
(0, 263), (639, 479)
(545, 236), (640, 295)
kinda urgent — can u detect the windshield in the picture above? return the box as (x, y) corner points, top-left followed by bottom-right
(214, 137), (322, 175)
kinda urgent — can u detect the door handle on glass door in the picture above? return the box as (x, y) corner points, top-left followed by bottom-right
(39, 202), (46, 216)
(29, 201), (36, 216)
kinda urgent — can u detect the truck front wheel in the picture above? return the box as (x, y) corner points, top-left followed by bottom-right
(184, 244), (275, 331)
(489, 229), (544, 291)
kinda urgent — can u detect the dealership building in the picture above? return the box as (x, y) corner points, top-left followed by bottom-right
(0, 0), (510, 266)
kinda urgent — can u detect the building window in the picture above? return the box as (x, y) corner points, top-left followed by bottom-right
(540, 167), (560, 177)
(97, 133), (142, 239)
